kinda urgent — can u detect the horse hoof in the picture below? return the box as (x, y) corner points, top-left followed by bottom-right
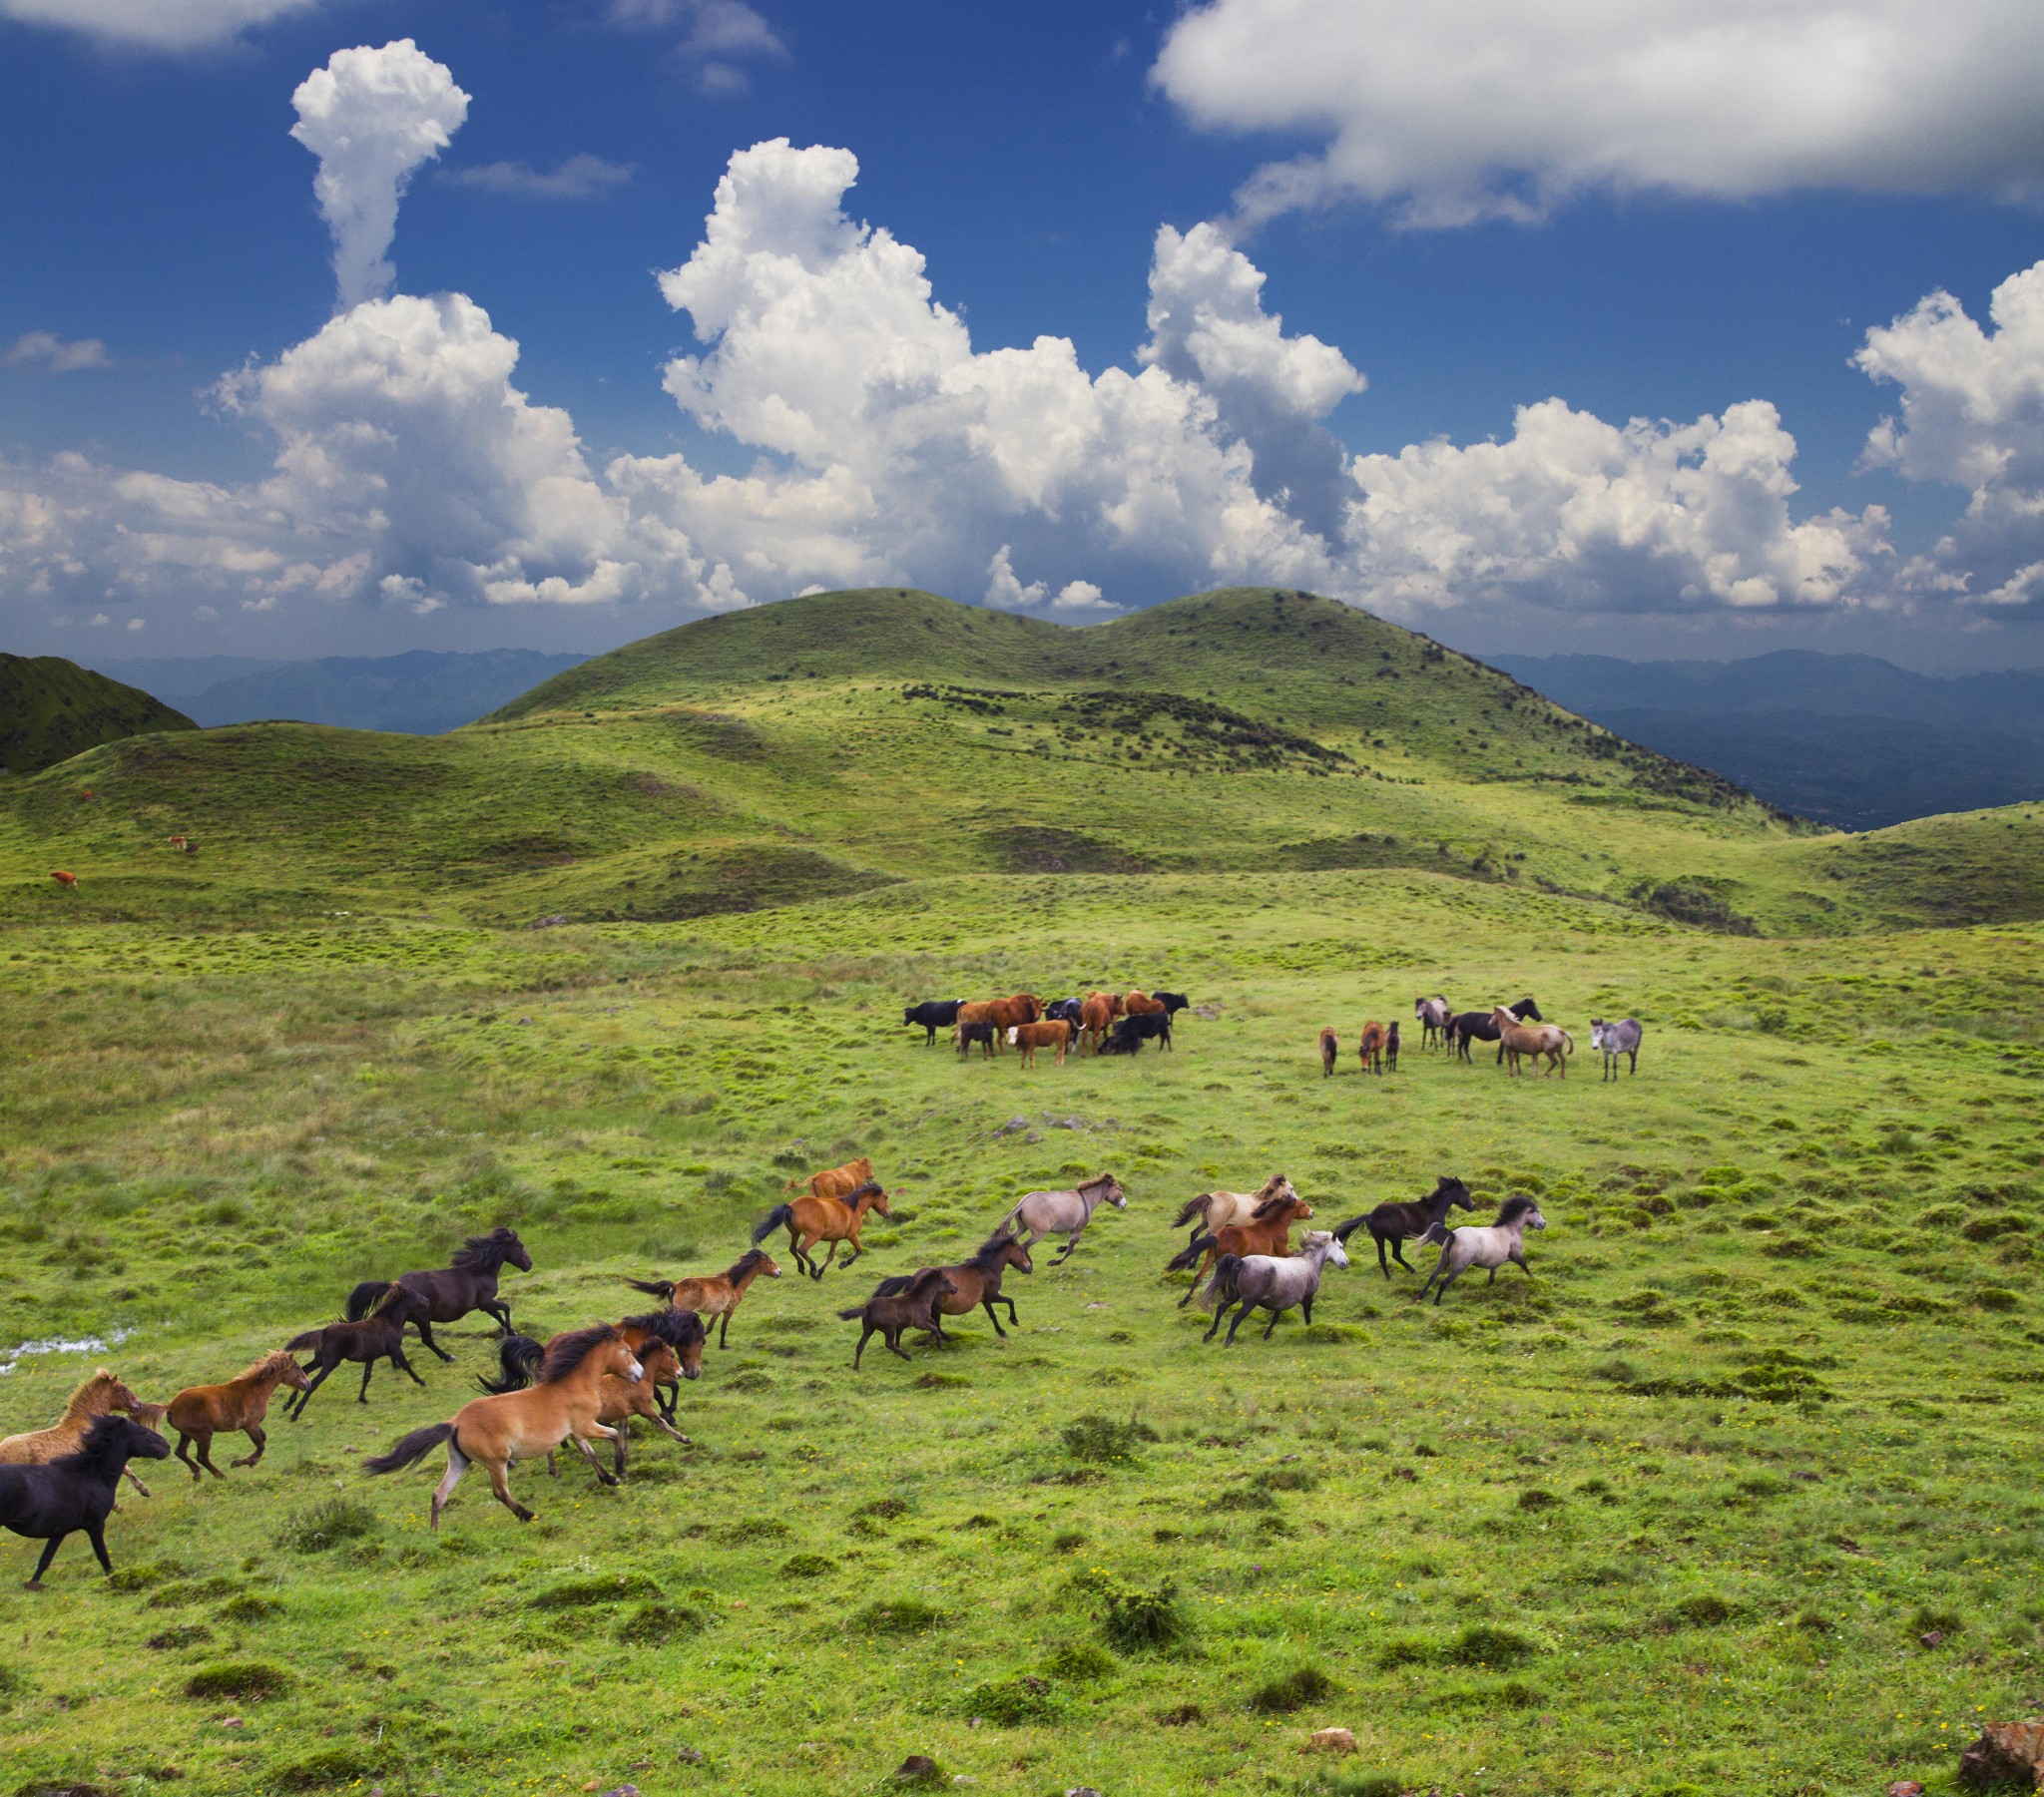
(23, 1580), (44, 1591)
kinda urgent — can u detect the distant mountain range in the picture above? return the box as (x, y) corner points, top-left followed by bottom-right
(1491, 650), (2044, 830)
(87, 649), (589, 738)
(0, 654), (196, 775)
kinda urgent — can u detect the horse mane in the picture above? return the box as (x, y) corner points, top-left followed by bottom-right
(60, 1368), (127, 1420)
(842, 1181), (883, 1205)
(623, 1308), (706, 1349)
(970, 1231), (1018, 1267)
(537, 1323), (621, 1383)
(453, 1228), (521, 1272)
(1495, 1195), (1540, 1225)
(1256, 1172), (1290, 1200)
(371, 1283), (415, 1316)
(727, 1247), (770, 1277)
(1250, 1189), (1299, 1220)
(56, 1412), (141, 1473)
(240, 1349), (301, 1383)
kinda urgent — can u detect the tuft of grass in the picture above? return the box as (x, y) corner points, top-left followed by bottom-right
(853, 1597), (942, 1635)
(1061, 1412), (1159, 1463)
(1101, 1579), (1189, 1653)
(278, 1498), (376, 1554)
(1442, 1625), (1538, 1668)
(961, 1672), (1066, 1724)
(273, 1745), (382, 1789)
(1247, 1663), (1336, 1713)
(181, 1661), (291, 1702)
(529, 1572), (662, 1609)
(615, 1601), (705, 1643)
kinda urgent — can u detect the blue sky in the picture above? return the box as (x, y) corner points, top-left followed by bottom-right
(4, 0), (2044, 670)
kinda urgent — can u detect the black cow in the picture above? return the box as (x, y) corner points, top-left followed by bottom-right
(1153, 992), (1192, 1017)
(1044, 998), (1085, 1026)
(904, 999), (966, 1047)
(1103, 1013), (1173, 1055)
(956, 1021), (997, 1060)
(1446, 998), (1541, 1064)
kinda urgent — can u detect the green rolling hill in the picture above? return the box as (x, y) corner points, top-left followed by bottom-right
(0, 652), (196, 776)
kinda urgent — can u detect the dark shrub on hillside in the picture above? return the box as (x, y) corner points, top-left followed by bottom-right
(280, 1498), (376, 1554)
(1672, 1594), (1739, 1627)
(1045, 1642), (1116, 1682)
(1101, 1579), (1188, 1652)
(961, 1672), (1065, 1724)
(529, 1572), (661, 1609)
(1247, 1664), (1335, 1713)
(182, 1661), (291, 1701)
(1636, 880), (1755, 935)
(1442, 1624), (1537, 1667)
(1061, 1413), (1158, 1463)
(854, 1598), (942, 1635)
(616, 1601), (706, 1644)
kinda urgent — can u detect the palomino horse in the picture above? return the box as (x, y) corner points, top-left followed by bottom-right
(1491, 1006), (1573, 1077)
(1419, 1197), (1546, 1305)
(284, 1284), (432, 1417)
(996, 1172), (1127, 1265)
(1590, 1017), (1644, 1080)
(482, 1333), (691, 1481)
(1199, 1231), (1348, 1344)
(345, 1226), (533, 1358)
(871, 1233), (1033, 1339)
(1170, 1174), (1296, 1248)
(365, 1324), (644, 1530)
(0, 1369), (156, 1501)
(783, 1154), (873, 1201)
(753, 1183), (890, 1280)
(0, 1416), (169, 1589)
(625, 1248), (779, 1347)
(165, 1350), (311, 1481)
(1167, 1188), (1314, 1305)
(1332, 1176), (1477, 1279)
(1413, 995), (1452, 1049)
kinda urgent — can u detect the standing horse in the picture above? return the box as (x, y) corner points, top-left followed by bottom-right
(624, 1248), (779, 1347)
(0, 1416), (169, 1589)
(870, 1233), (1033, 1339)
(1319, 1028), (1339, 1077)
(0, 1370), (155, 1501)
(284, 1285), (432, 1417)
(1199, 1232), (1348, 1344)
(1358, 1021), (1388, 1075)
(1168, 1188), (1314, 1305)
(1591, 1018), (1644, 1080)
(1447, 998), (1540, 1064)
(753, 1182), (890, 1280)
(1331, 1176), (1476, 1279)
(364, 1324), (644, 1531)
(1492, 1006), (1573, 1077)
(1171, 1175), (1296, 1248)
(1414, 996), (1451, 1050)
(995, 1172), (1126, 1265)
(1419, 1197), (1546, 1305)
(345, 1226), (533, 1358)
(165, 1350), (311, 1482)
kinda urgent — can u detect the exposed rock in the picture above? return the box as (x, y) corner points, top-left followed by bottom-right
(1959, 1720), (2044, 1790)
(1886, 1781), (1924, 1796)
(527, 914), (570, 929)
(1301, 1727), (1357, 1753)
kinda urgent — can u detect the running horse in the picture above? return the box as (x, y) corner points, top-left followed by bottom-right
(344, 1226), (533, 1359)
(996, 1172), (1127, 1265)
(624, 1248), (779, 1348)
(0, 1370), (156, 1503)
(752, 1182), (891, 1280)
(870, 1233), (1034, 1339)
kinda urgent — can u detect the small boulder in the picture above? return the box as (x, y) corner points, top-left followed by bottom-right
(1301, 1727), (1357, 1754)
(1959, 1720), (2044, 1791)
(1886, 1781), (1925, 1796)
(894, 1756), (945, 1788)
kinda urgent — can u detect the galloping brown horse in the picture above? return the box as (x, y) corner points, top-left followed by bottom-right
(624, 1248), (779, 1347)
(1167, 1189), (1315, 1305)
(783, 1155), (873, 1202)
(0, 1370), (155, 1501)
(870, 1233), (1033, 1339)
(165, 1351), (311, 1482)
(482, 1333), (692, 1480)
(752, 1181), (891, 1280)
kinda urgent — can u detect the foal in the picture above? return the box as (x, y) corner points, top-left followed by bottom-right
(871, 1233), (1033, 1339)
(624, 1247), (779, 1348)
(166, 1350), (311, 1481)
(1419, 1196), (1546, 1305)
(838, 1269), (957, 1369)
(0, 1415), (170, 1589)
(285, 1284), (430, 1417)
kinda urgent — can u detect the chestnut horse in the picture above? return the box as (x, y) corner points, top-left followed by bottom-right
(870, 1233), (1033, 1339)
(1358, 1021), (1388, 1075)
(482, 1332), (690, 1480)
(0, 1369), (155, 1501)
(1166, 1189), (1314, 1305)
(165, 1350), (311, 1482)
(616, 1307), (706, 1426)
(1318, 1029), (1339, 1077)
(624, 1248), (778, 1348)
(752, 1181), (891, 1280)
(365, 1324), (644, 1530)
(783, 1155), (873, 1201)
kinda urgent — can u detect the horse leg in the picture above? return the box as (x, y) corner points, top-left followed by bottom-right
(1225, 1306), (1251, 1346)
(121, 1466), (152, 1500)
(486, 1300), (514, 1335)
(1628, 1049), (1638, 1077)
(176, 1432), (203, 1482)
(484, 1455), (537, 1522)
(289, 1363), (333, 1420)
(415, 1319), (456, 1364)
(717, 1309), (732, 1350)
(841, 1232), (864, 1268)
(1203, 1301), (1231, 1345)
(394, 1347), (426, 1387)
(194, 1434), (227, 1480)
(358, 1361), (376, 1403)
(852, 1324), (873, 1369)
(1433, 1268), (1460, 1306)
(24, 1533), (66, 1589)
(1300, 1296), (1313, 1326)
(232, 1425), (267, 1470)
(84, 1519), (112, 1575)
(1262, 1309), (1281, 1339)
(429, 1441), (471, 1531)
(887, 1326), (913, 1363)
(982, 1297), (1008, 1336)
(1512, 1248), (1532, 1278)
(1374, 1231), (1392, 1280)
(817, 1238), (843, 1279)
(566, 1434), (618, 1490)
(1487, 1266), (1498, 1284)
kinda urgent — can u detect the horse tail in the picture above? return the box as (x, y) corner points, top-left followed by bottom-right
(1199, 1252), (1244, 1313)
(345, 1280), (390, 1322)
(835, 1305), (865, 1322)
(476, 1335), (545, 1396)
(1170, 1194), (1208, 1230)
(752, 1203), (794, 1246)
(870, 1274), (911, 1298)
(283, 1326), (324, 1353)
(1166, 1233), (1219, 1274)
(622, 1276), (677, 1301)
(1330, 1214), (1368, 1243)
(992, 1195), (1030, 1236)
(363, 1421), (454, 1475)
(1559, 1030), (1574, 1056)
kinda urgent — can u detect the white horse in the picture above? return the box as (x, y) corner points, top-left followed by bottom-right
(1419, 1197), (1545, 1306)
(1169, 1173), (1295, 1246)
(1413, 995), (1452, 1050)
(1199, 1230), (1347, 1344)
(996, 1173), (1126, 1265)
(1590, 1018), (1643, 1081)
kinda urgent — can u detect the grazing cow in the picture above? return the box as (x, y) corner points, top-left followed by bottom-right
(1086, 990), (1126, 1020)
(167, 835), (188, 850)
(956, 1021), (997, 1059)
(903, 1000), (965, 1046)
(1491, 1006), (1572, 1077)
(1384, 1021), (1400, 1073)
(954, 994), (1042, 1052)
(1358, 1021), (1388, 1075)
(1590, 1018), (1644, 1081)
(1007, 1019), (1073, 1068)
(1102, 1013), (1171, 1054)
(1318, 1028), (1339, 1077)
(1446, 998), (1541, 1064)
(1153, 992), (1192, 1017)
(1078, 995), (1115, 1054)
(1413, 996), (1452, 1049)
(1124, 991), (1167, 1018)
(49, 871), (76, 889)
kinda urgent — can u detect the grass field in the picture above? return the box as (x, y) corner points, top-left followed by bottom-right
(1, 589), (2040, 1796)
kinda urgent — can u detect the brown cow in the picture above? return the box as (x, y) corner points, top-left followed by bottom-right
(1124, 991), (1166, 1017)
(1078, 996), (1115, 1054)
(785, 1155), (874, 1201)
(1007, 1019), (1073, 1068)
(1087, 990), (1126, 1020)
(1165, 1189), (1315, 1305)
(954, 994), (1042, 1053)
(49, 870), (77, 889)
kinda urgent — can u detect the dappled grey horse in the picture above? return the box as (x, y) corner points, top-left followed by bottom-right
(996, 1173), (1126, 1265)
(1590, 1018), (1643, 1081)
(1413, 995), (1452, 1050)
(1199, 1230), (1347, 1344)
(1419, 1197), (1545, 1306)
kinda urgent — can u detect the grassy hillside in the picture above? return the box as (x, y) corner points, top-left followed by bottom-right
(0, 652), (195, 776)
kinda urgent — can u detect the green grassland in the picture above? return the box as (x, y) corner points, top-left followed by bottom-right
(0, 653), (196, 778)
(0, 589), (2041, 1796)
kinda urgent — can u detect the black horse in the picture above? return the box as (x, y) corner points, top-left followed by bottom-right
(344, 1226), (533, 1360)
(1446, 998), (1540, 1064)
(1332, 1175), (1476, 1279)
(0, 1414), (169, 1588)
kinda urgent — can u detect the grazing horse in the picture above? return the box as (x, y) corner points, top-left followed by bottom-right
(0, 1416), (170, 1589)
(0, 1369), (156, 1501)
(1078, 995), (1116, 1054)
(996, 1172), (1126, 1265)
(481, 1333), (690, 1480)
(1384, 1021), (1400, 1072)
(784, 1154), (874, 1202)
(753, 1181), (891, 1280)
(903, 1000), (965, 1046)
(1447, 998), (1541, 1064)
(1413, 995), (1452, 1050)
(871, 1233), (1033, 1339)
(1171, 1174), (1298, 1247)
(1199, 1232), (1348, 1344)
(838, 1269), (957, 1369)
(344, 1226), (532, 1359)
(1492, 1006), (1573, 1077)
(624, 1247), (779, 1349)
(1318, 1028), (1339, 1077)
(49, 870), (77, 889)
(1419, 1196), (1546, 1305)
(1358, 1021), (1388, 1075)
(1168, 1188), (1315, 1305)
(364, 1324), (644, 1531)
(1007, 1019), (1073, 1067)
(284, 1284), (431, 1417)
(1331, 1175), (1476, 1279)
(1591, 1018), (1644, 1081)
(165, 1350), (311, 1482)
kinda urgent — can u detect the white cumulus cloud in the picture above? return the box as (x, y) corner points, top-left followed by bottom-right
(291, 41), (471, 309)
(0, 0), (315, 50)
(1154, 0), (2044, 228)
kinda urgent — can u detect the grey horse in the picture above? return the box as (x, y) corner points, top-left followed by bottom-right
(996, 1173), (1127, 1265)
(1198, 1230), (1347, 1344)
(1418, 1197), (1545, 1306)
(1413, 995), (1452, 1050)
(1590, 1017), (1643, 1080)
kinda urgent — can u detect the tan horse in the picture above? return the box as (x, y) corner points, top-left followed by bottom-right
(1167, 1189), (1315, 1304)
(365, 1324), (644, 1531)
(752, 1181), (891, 1280)
(623, 1248), (778, 1348)
(165, 1350), (311, 1482)
(1491, 1006), (1573, 1078)
(0, 1369), (155, 1501)
(1171, 1173), (1298, 1243)
(784, 1154), (873, 1201)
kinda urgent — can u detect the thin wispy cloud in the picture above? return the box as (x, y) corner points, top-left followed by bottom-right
(4, 331), (113, 374)
(444, 154), (636, 201)
(604, 0), (786, 95)
(0, 0), (317, 51)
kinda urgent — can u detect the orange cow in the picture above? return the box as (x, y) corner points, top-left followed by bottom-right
(1124, 991), (1166, 1017)
(49, 870), (77, 889)
(1007, 1020), (1073, 1068)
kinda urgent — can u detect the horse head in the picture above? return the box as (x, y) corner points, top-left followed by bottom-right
(501, 1228), (534, 1273)
(1513, 997), (1542, 1021)
(604, 1336), (645, 1383)
(1002, 1237), (1035, 1274)
(271, 1351), (314, 1394)
(1088, 1175), (1127, 1208)
(1436, 1175), (1476, 1212)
